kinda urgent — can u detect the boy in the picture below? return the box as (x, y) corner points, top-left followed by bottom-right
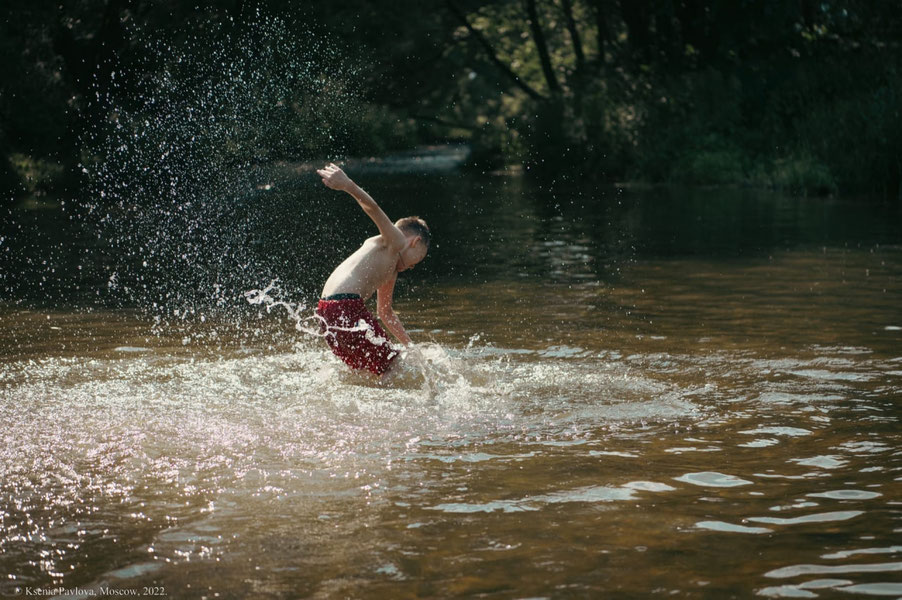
(314, 163), (430, 376)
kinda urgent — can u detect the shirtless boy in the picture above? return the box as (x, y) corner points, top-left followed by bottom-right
(314, 163), (430, 376)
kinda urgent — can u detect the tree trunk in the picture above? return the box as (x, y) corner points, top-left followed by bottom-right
(561, 0), (586, 71)
(525, 0), (560, 93)
(619, 0), (652, 61)
(590, 0), (610, 62)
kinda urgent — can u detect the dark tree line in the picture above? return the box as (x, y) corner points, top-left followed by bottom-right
(2, 0), (901, 199)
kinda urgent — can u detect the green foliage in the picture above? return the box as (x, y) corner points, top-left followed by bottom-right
(627, 43), (900, 195)
(631, 69), (745, 183)
(9, 153), (67, 197)
(672, 145), (746, 186)
(2, 0), (901, 199)
(768, 153), (837, 197)
(343, 105), (419, 156)
(1, 3), (73, 198)
(794, 71), (902, 197)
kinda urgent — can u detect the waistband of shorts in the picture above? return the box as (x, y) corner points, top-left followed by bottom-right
(320, 293), (362, 301)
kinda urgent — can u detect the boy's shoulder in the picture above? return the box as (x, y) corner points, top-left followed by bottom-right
(361, 234), (397, 252)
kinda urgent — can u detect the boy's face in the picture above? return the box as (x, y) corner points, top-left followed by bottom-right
(397, 236), (428, 272)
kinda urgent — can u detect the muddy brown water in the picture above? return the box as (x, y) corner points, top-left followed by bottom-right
(2, 175), (901, 598)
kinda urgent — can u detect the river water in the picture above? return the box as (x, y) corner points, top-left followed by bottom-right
(2, 173), (901, 598)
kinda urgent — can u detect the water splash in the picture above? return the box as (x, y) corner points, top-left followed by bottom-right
(79, 13), (363, 317)
(244, 279), (319, 335)
(243, 279), (485, 399)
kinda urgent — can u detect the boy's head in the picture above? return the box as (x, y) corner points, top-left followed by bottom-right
(395, 216), (430, 272)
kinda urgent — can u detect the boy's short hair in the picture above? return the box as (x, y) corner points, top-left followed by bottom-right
(396, 216), (430, 248)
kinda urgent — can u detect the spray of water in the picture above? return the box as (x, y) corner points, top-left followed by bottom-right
(72, 11), (481, 393)
(79, 12), (363, 319)
(243, 279), (318, 334)
(241, 279), (473, 396)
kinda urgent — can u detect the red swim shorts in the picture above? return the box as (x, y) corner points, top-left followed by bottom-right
(315, 296), (399, 376)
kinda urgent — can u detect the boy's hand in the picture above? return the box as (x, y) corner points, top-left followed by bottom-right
(317, 163), (354, 192)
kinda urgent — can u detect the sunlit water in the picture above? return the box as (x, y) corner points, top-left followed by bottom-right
(2, 178), (901, 597)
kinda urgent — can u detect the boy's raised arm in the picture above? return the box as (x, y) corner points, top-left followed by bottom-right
(317, 163), (406, 249)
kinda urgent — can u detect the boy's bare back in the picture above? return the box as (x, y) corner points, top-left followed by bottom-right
(320, 234), (405, 300)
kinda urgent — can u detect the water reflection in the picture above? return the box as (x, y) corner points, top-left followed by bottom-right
(2, 176), (901, 597)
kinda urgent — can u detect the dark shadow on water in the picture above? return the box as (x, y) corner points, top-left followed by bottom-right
(2, 170), (901, 313)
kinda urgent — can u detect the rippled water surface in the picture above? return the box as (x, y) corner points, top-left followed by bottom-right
(2, 177), (901, 598)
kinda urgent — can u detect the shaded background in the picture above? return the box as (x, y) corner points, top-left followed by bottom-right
(3, 0), (901, 201)
(3, 0), (901, 317)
